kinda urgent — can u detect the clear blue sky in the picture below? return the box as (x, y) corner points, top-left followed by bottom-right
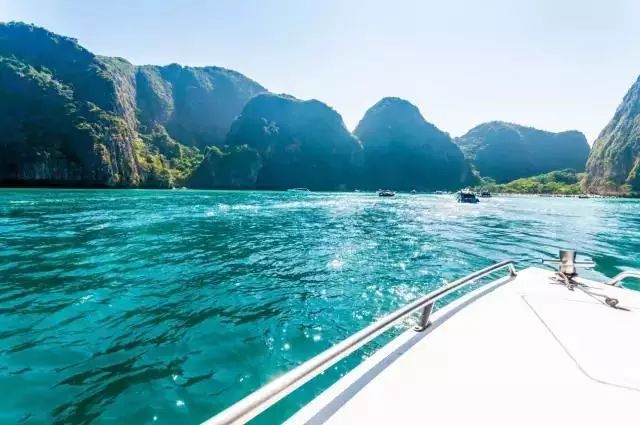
(2, 0), (640, 143)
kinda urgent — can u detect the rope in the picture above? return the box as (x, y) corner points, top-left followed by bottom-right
(552, 272), (619, 308)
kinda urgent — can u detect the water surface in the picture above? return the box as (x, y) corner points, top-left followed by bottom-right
(1, 190), (639, 424)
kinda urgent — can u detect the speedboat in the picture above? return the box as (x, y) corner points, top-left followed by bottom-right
(202, 249), (640, 424)
(479, 191), (492, 198)
(456, 189), (479, 203)
(378, 190), (395, 197)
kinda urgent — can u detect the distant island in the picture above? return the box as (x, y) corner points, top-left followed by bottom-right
(474, 169), (585, 195)
(1, 22), (640, 195)
(454, 122), (589, 183)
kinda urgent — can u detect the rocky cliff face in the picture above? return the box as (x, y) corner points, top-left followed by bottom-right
(0, 22), (265, 187)
(201, 93), (363, 190)
(455, 122), (589, 183)
(355, 97), (475, 190)
(586, 76), (640, 194)
(134, 64), (266, 149)
(0, 24), (140, 186)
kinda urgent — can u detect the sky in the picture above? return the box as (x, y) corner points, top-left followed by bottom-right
(2, 0), (640, 144)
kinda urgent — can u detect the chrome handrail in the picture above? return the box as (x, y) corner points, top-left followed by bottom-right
(202, 260), (517, 425)
(607, 270), (640, 286)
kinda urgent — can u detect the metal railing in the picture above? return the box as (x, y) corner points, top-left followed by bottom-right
(607, 270), (640, 287)
(202, 260), (517, 425)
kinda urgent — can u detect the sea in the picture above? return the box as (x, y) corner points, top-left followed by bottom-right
(1, 189), (638, 424)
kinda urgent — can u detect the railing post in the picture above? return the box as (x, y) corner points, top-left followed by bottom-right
(413, 302), (434, 332)
(508, 263), (517, 277)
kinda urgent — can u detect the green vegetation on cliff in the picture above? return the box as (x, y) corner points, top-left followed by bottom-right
(134, 128), (203, 187)
(0, 25), (140, 186)
(476, 169), (585, 195)
(0, 22), (264, 188)
(586, 75), (640, 195)
(355, 97), (475, 191)
(456, 122), (589, 183)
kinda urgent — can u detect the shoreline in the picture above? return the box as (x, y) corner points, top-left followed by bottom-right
(0, 186), (633, 198)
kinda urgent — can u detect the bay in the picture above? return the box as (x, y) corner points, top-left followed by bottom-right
(1, 189), (638, 424)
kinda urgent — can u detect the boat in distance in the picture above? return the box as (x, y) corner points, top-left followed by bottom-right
(377, 190), (395, 197)
(287, 188), (311, 192)
(456, 189), (480, 203)
(203, 249), (640, 424)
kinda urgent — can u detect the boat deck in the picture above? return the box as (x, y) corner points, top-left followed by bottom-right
(287, 267), (640, 424)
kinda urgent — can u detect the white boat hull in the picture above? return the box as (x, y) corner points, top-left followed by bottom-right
(287, 267), (640, 424)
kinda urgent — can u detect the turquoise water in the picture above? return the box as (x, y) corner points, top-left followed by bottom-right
(1, 190), (640, 424)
